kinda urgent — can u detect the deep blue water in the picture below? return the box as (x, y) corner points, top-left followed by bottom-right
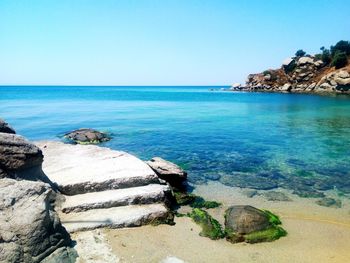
(1, 86), (350, 195)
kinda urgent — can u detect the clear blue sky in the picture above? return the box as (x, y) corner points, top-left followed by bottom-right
(0, 0), (349, 85)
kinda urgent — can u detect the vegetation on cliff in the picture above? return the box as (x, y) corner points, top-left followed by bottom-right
(238, 40), (350, 93)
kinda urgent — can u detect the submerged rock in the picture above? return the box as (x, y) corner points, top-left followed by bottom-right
(0, 118), (16, 134)
(63, 128), (111, 144)
(219, 173), (278, 190)
(146, 157), (187, 187)
(224, 205), (287, 243)
(262, 191), (292, 201)
(316, 197), (342, 208)
(292, 188), (325, 198)
(173, 191), (221, 209)
(0, 178), (77, 263)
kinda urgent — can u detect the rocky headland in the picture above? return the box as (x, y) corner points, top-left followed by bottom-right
(231, 40), (350, 94)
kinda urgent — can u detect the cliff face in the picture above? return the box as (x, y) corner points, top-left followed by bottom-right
(239, 55), (350, 94)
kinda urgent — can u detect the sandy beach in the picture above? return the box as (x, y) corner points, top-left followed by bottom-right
(72, 181), (350, 263)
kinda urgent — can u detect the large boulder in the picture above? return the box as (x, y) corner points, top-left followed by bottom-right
(315, 69), (350, 92)
(0, 133), (43, 178)
(63, 128), (111, 144)
(0, 178), (77, 263)
(297, 56), (314, 65)
(225, 205), (271, 234)
(146, 157), (187, 187)
(224, 205), (287, 243)
(0, 118), (16, 134)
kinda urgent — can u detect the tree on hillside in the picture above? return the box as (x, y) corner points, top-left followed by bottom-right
(330, 40), (350, 56)
(331, 50), (348, 69)
(320, 46), (331, 65)
(295, 49), (306, 57)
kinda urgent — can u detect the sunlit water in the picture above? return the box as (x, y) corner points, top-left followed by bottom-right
(1, 86), (350, 196)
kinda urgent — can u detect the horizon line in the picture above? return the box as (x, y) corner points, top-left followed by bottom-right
(0, 84), (231, 87)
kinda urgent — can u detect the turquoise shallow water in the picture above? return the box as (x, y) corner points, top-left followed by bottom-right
(1, 86), (350, 196)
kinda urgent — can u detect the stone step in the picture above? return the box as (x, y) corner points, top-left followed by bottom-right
(60, 204), (170, 233)
(61, 184), (171, 213)
(36, 141), (160, 195)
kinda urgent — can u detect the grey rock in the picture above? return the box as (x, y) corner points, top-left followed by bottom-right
(0, 119), (16, 134)
(64, 128), (111, 144)
(225, 205), (271, 234)
(280, 83), (291, 91)
(307, 82), (316, 91)
(41, 247), (78, 263)
(0, 133), (43, 177)
(0, 178), (76, 263)
(230, 83), (241, 89)
(319, 82), (334, 90)
(334, 77), (350, 86)
(314, 60), (324, 67)
(297, 56), (314, 65)
(335, 70), (350, 79)
(146, 157), (187, 187)
(330, 79), (338, 86)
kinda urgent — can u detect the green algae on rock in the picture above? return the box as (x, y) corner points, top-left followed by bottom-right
(188, 208), (225, 240)
(244, 225), (287, 244)
(224, 205), (287, 244)
(173, 191), (221, 209)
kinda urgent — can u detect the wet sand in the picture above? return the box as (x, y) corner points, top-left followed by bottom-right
(79, 182), (350, 263)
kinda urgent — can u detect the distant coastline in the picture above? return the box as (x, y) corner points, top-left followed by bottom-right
(230, 40), (350, 94)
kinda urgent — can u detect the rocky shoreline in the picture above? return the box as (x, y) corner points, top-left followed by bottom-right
(1, 119), (290, 262)
(230, 41), (350, 94)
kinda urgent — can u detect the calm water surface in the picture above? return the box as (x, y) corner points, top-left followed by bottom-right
(1, 86), (350, 195)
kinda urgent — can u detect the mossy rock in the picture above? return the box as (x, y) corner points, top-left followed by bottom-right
(188, 208), (225, 240)
(174, 191), (196, 206)
(174, 191), (221, 209)
(224, 205), (287, 243)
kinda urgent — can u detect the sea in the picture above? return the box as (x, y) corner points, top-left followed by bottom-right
(1, 86), (350, 196)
